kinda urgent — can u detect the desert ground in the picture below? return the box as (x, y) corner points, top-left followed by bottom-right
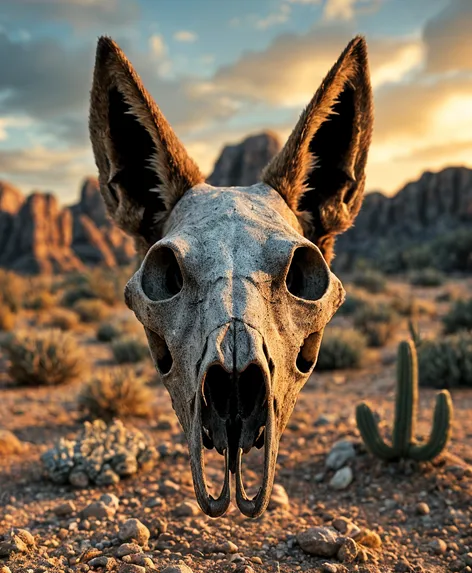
(1, 268), (471, 573)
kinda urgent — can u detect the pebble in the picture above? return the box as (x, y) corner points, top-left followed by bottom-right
(100, 493), (120, 509)
(159, 479), (181, 495)
(88, 556), (110, 568)
(329, 466), (353, 490)
(326, 440), (356, 470)
(337, 537), (358, 563)
(430, 538), (447, 555)
(0, 430), (27, 455)
(0, 567), (12, 573)
(321, 564), (338, 573)
(161, 562), (194, 573)
(416, 502), (430, 515)
(69, 469), (90, 488)
(82, 500), (115, 520)
(54, 500), (76, 516)
(332, 517), (361, 538)
(297, 527), (341, 557)
(268, 484), (290, 510)
(117, 543), (143, 557)
(118, 519), (150, 546)
(118, 564), (146, 573)
(205, 539), (239, 554)
(173, 501), (200, 517)
(14, 529), (35, 547)
(358, 529), (382, 549)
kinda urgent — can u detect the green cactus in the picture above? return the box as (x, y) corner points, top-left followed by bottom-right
(356, 340), (453, 461)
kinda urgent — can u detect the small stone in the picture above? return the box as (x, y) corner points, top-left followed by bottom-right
(321, 564), (338, 573)
(430, 539), (447, 555)
(159, 479), (180, 495)
(118, 565), (146, 573)
(118, 518), (150, 546)
(416, 502), (430, 515)
(54, 500), (76, 516)
(234, 566), (254, 573)
(329, 466), (353, 490)
(173, 501), (200, 517)
(332, 517), (361, 538)
(0, 566), (12, 573)
(464, 553), (472, 566)
(89, 556), (109, 568)
(0, 536), (28, 557)
(161, 562), (194, 573)
(100, 493), (120, 509)
(69, 469), (89, 488)
(326, 440), (356, 470)
(449, 559), (466, 572)
(0, 430), (27, 455)
(337, 537), (358, 563)
(117, 543), (143, 557)
(268, 484), (290, 510)
(82, 501), (115, 520)
(297, 527), (341, 557)
(14, 529), (35, 547)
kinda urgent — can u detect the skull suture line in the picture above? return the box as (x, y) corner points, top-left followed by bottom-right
(89, 35), (373, 518)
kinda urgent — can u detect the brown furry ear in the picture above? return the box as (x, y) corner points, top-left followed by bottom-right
(262, 35), (373, 264)
(89, 36), (204, 255)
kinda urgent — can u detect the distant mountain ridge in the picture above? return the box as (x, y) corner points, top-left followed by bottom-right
(0, 131), (471, 274)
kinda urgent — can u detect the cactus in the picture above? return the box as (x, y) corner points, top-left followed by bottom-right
(356, 340), (453, 461)
(408, 316), (421, 347)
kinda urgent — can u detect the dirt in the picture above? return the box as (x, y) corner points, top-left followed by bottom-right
(1, 277), (471, 573)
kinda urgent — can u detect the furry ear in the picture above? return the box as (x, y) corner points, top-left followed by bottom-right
(89, 36), (204, 255)
(262, 36), (373, 264)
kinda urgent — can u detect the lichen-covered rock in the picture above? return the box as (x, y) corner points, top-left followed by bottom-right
(41, 419), (158, 487)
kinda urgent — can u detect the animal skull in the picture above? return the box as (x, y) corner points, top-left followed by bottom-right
(89, 35), (373, 518)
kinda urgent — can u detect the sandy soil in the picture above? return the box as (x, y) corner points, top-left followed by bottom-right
(1, 277), (471, 573)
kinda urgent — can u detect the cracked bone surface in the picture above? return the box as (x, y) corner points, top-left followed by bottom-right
(89, 35), (373, 516)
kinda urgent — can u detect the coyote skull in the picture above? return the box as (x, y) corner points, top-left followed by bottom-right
(89, 36), (373, 518)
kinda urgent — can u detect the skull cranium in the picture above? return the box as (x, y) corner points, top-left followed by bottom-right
(89, 35), (373, 518)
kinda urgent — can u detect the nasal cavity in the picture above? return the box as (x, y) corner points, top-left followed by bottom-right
(237, 364), (266, 419)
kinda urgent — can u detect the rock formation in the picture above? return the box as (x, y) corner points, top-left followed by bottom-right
(208, 131), (281, 187)
(336, 166), (472, 269)
(0, 178), (134, 274)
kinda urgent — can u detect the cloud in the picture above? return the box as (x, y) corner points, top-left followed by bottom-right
(173, 30), (198, 43)
(0, 144), (94, 201)
(0, 0), (140, 30)
(149, 34), (167, 58)
(211, 27), (422, 107)
(255, 3), (292, 29)
(423, 0), (472, 74)
(0, 116), (32, 140)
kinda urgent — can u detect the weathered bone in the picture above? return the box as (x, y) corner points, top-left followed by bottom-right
(89, 35), (373, 517)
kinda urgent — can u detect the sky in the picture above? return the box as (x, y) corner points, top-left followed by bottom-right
(0, 0), (471, 203)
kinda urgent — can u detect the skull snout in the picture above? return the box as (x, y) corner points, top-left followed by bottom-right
(200, 321), (270, 473)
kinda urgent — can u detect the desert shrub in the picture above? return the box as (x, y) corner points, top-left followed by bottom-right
(354, 302), (399, 347)
(24, 290), (55, 311)
(0, 270), (25, 312)
(96, 321), (121, 342)
(417, 332), (472, 388)
(74, 299), (110, 323)
(3, 329), (85, 386)
(0, 304), (15, 331)
(44, 309), (79, 331)
(88, 268), (122, 306)
(337, 289), (370, 316)
(112, 337), (149, 364)
(62, 284), (96, 307)
(78, 368), (152, 420)
(409, 268), (444, 287)
(443, 298), (472, 334)
(352, 269), (386, 294)
(316, 328), (367, 370)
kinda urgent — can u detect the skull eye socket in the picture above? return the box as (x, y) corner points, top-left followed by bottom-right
(285, 246), (329, 301)
(142, 246), (183, 301)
